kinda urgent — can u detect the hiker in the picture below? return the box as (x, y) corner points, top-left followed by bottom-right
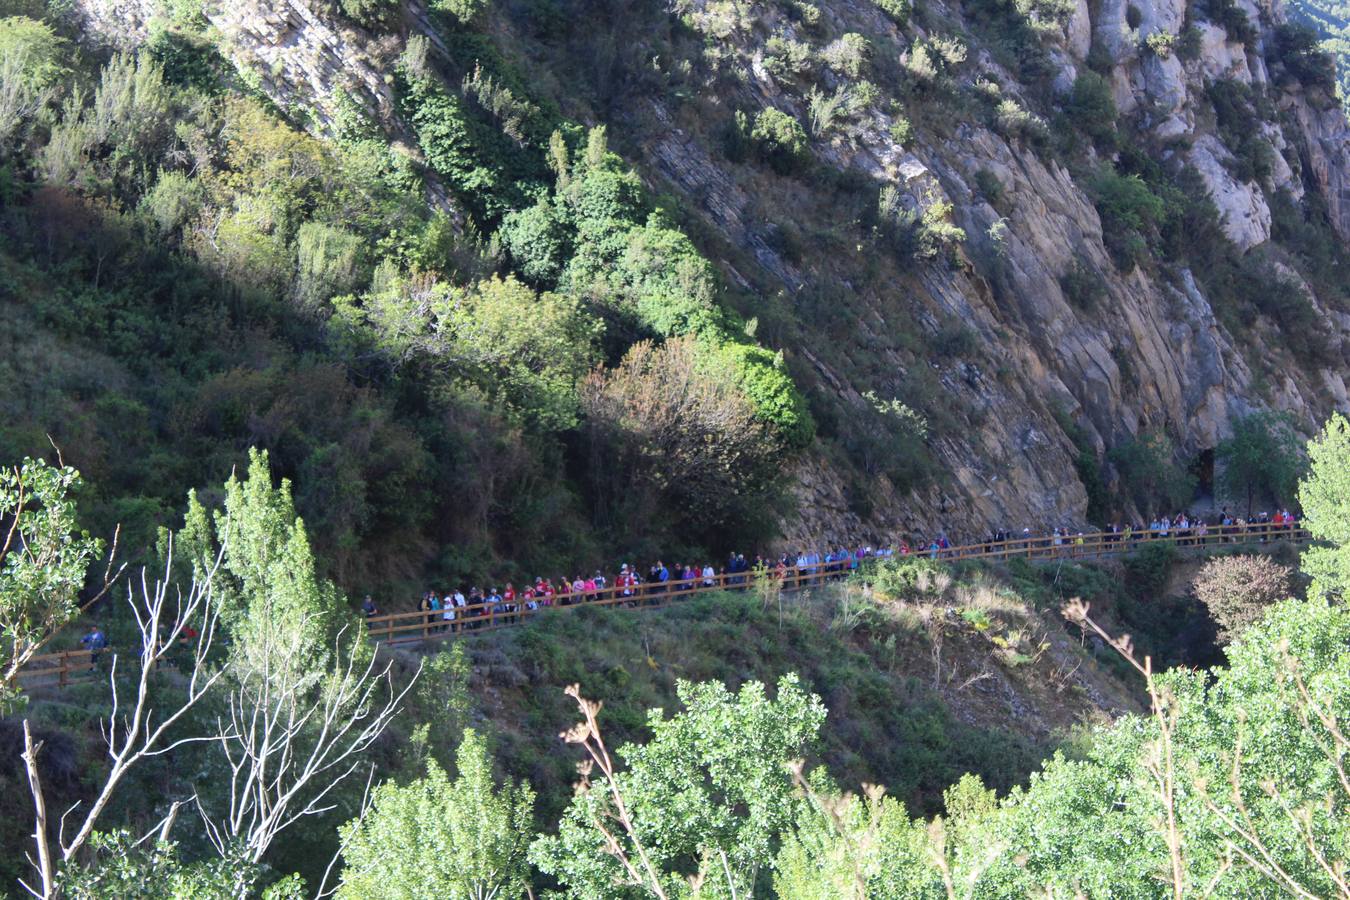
(81, 624), (108, 666)
(361, 595), (380, 618)
(468, 587), (484, 628)
(429, 592), (443, 632)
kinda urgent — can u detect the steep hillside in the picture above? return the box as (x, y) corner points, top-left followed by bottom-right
(3, 0), (1348, 587)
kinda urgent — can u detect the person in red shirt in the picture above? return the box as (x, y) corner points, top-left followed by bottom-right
(503, 582), (517, 623)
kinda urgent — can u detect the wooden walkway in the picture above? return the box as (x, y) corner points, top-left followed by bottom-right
(18, 523), (1309, 686)
(364, 522), (1311, 646)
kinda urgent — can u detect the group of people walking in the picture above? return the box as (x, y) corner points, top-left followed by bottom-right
(989, 509), (1300, 554)
(373, 511), (1304, 635)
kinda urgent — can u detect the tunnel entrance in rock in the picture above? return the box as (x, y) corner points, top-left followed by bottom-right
(1195, 447), (1215, 497)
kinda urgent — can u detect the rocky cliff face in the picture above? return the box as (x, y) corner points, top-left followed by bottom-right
(72, 0), (1350, 547)
(642, 0), (1350, 546)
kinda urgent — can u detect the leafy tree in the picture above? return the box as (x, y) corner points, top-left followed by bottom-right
(407, 642), (473, 768)
(179, 448), (351, 671)
(0, 16), (65, 152)
(346, 272), (602, 431)
(294, 222), (366, 310)
(1191, 554), (1293, 642)
(174, 450), (410, 874)
(336, 729), (534, 900)
(1298, 412), (1350, 600)
(0, 17), (63, 91)
(531, 674), (826, 896)
(774, 778), (931, 899)
(0, 458), (106, 708)
(498, 198), (570, 285)
(59, 832), (292, 900)
(1108, 430), (1196, 514)
(1216, 410), (1305, 517)
(580, 336), (786, 543)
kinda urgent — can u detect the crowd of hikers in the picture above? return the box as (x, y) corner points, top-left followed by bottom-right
(371, 508), (1302, 633)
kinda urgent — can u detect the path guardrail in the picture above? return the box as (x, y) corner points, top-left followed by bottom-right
(15, 648), (101, 688)
(17, 523), (1310, 683)
(363, 522), (1311, 646)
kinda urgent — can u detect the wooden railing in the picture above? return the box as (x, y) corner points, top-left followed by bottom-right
(364, 521), (1311, 647)
(16, 648), (101, 689)
(16, 523), (1309, 683)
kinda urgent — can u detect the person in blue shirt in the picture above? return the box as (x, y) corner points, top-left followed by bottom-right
(81, 625), (108, 665)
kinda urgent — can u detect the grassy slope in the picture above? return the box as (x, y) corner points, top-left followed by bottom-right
(422, 561), (1145, 828)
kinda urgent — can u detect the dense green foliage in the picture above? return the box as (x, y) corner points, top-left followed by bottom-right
(0, 459), (103, 709)
(1298, 412), (1350, 600)
(1216, 410), (1306, 515)
(343, 429), (1350, 897)
(0, 2), (814, 590)
(337, 729), (534, 899)
(2, 420), (1347, 897)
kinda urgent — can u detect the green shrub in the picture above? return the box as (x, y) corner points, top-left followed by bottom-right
(1122, 540), (1177, 599)
(339, 0), (397, 26)
(1059, 255), (1106, 311)
(889, 115), (914, 147)
(138, 169), (202, 236)
(1054, 408), (1110, 523)
(877, 186), (967, 261)
(432, 0), (487, 25)
(763, 34), (815, 81)
(1087, 168), (1166, 268)
(1064, 71), (1117, 149)
(863, 554), (948, 601)
(708, 341), (815, 447)
(973, 168), (1004, 205)
(399, 73), (516, 224)
(498, 199), (570, 286)
(993, 98), (1047, 142)
(145, 28), (224, 92)
(1143, 30), (1176, 57)
(842, 391), (934, 490)
(821, 33), (870, 78)
(875, 0), (911, 25)
(1203, 0), (1256, 44)
(1207, 80), (1275, 184)
(0, 15), (66, 91)
(294, 222), (366, 308)
(932, 316), (978, 357)
(750, 108), (810, 174)
(1176, 26), (1203, 60)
